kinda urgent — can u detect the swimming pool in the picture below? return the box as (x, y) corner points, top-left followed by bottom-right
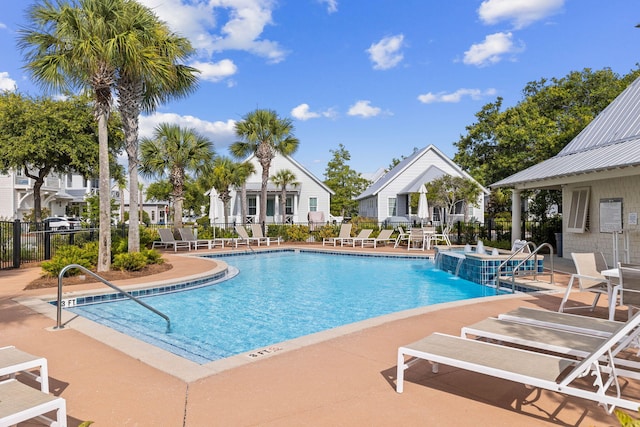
(66, 250), (504, 364)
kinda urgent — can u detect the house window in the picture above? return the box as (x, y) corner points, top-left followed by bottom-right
(151, 211), (155, 221)
(388, 197), (397, 216)
(567, 187), (590, 233)
(248, 197), (257, 215)
(309, 197), (317, 212)
(286, 196), (293, 215)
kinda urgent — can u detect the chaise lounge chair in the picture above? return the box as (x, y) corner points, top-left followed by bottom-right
(0, 378), (67, 427)
(393, 227), (410, 248)
(341, 229), (373, 247)
(152, 228), (191, 252)
(235, 225), (269, 247)
(251, 224), (279, 246)
(322, 223), (352, 247)
(179, 227), (224, 250)
(360, 229), (395, 248)
(396, 310), (640, 413)
(0, 345), (49, 393)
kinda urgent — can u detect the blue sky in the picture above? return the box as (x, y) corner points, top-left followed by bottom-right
(1, 0), (639, 179)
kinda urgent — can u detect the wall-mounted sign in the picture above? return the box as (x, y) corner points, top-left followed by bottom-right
(600, 198), (623, 233)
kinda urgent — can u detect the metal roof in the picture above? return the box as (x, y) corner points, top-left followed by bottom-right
(492, 77), (640, 188)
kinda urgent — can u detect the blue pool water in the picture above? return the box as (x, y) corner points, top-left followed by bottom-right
(67, 251), (503, 364)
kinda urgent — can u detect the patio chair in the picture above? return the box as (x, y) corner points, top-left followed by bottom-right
(407, 228), (425, 251)
(393, 227), (410, 248)
(361, 229), (395, 248)
(322, 223), (352, 246)
(428, 224), (451, 247)
(0, 379), (67, 427)
(152, 228), (191, 252)
(235, 225), (268, 247)
(396, 310), (640, 413)
(341, 229), (373, 247)
(615, 263), (640, 320)
(179, 228), (224, 250)
(251, 224), (277, 245)
(558, 252), (616, 317)
(0, 345), (49, 393)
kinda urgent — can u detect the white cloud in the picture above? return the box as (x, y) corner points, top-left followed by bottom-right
(0, 23), (7, 30)
(478, 0), (564, 29)
(291, 103), (336, 120)
(0, 72), (17, 91)
(190, 59), (237, 82)
(319, 0), (338, 14)
(417, 88), (497, 104)
(366, 34), (405, 70)
(139, 112), (237, 149)
(347, 100), (382, 118)
(463, 32), (523, 67)
(138, 0), (287, 65)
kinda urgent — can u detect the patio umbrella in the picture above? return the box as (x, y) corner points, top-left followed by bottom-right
(417, 184), (429, 226)
(209, 188), (219, 239)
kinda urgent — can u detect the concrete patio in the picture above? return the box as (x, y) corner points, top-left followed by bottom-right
(1, 244), (634, 426)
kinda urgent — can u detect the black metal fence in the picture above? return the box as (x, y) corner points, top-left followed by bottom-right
(0, 218), (561, 270)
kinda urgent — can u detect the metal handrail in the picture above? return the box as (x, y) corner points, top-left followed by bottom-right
(494, 241), (538, 288)
(55, 264), (171, 331)
(496, 243), (555, 292)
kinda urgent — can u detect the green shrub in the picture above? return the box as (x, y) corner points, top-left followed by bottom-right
(139, 226), (158, 248)
(314, 224), (339, 239)
(112, 252), (147, 271)
(142, 248), (164, 265)
(285, 224), (310, 242)
(111, 235), (128, 255)
(41, 245), (94, 277)
(82, 241), (99, 266)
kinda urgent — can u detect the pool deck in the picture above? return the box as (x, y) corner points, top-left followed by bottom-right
(1, 243), (633, 426)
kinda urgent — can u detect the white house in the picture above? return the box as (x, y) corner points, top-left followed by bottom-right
(492, 76), (640, 265)
(209, 153), (334, 225)
(355, 145), (488, 224)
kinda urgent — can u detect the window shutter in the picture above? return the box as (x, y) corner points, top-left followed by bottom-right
(567, 187), (590, 233)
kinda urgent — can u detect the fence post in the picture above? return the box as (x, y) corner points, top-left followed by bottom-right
(44, 222), (51, 260)
(12, 219), (21, 268)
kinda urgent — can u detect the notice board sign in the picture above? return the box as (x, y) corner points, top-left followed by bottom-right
(600, 198), (623, 233)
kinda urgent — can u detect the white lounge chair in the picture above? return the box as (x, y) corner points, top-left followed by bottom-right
(251, 224), (279, 245)
(397, 310), (640, 413)
(152, 228), (191, 252)
(559, 252), (617, 319)
(341, 229), (372, 247)
(428, 224), (451, 247)
(0, 378), (67, 427)
(461, 316), (640, 380)
(322, 223), (352, 247)
(407, 228), (425, 251)
(393, 227), (410, 248)
(361, 229), (395, 248)
(179, 227), (224, 250)
(235, 225), (269, 247)
(0, 345), (49, 393)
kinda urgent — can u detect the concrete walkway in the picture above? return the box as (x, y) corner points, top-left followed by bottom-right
(0, 244), (630, 426)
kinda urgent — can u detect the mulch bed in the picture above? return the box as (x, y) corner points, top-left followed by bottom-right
(24, 262), (173, 290)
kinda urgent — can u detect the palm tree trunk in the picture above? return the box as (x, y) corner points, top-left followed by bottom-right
(281, 188), (286, 223)
(260, 165), (269, 225)
(97, 108), (111, 272)
(241, 184), (248, 223)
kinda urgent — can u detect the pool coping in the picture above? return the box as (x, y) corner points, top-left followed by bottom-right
(14, 249), (562, 383)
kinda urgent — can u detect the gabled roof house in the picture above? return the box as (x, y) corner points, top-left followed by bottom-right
(492, 76), (640, 264)
(356, 145), (489, 224)
(209, 153), (334, 225)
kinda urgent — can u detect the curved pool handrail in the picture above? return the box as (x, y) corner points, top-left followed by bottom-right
(55, 264), (171, 332)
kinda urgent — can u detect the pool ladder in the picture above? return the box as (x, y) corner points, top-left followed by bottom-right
(54, 264), (171, 332)
(494, 242), (555, 292)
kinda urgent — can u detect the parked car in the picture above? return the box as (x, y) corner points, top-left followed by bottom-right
(42, 217), (71, 230)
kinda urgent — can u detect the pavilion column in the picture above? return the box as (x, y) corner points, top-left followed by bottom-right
(511, 189), (521, 243)
(293, 194), (298, 222)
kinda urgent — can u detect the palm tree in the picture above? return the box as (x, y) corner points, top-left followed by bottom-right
(209, 157), (242, 227)
(236, 161), (256, 223)
(19, 0), (129, 271)
(139, 123), (214, 232)
(116, 1), (198, 253)
(231, 109), (299, 225)
(270, 169), (298, 224)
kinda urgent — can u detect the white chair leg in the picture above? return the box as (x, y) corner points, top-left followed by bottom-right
(558, 276), (576, 313)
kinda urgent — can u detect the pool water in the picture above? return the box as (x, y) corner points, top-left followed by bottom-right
(68, 251), (503, 364)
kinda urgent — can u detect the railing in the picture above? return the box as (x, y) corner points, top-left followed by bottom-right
(495, 242), (555, 292)
(55, 264), (171, 332)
